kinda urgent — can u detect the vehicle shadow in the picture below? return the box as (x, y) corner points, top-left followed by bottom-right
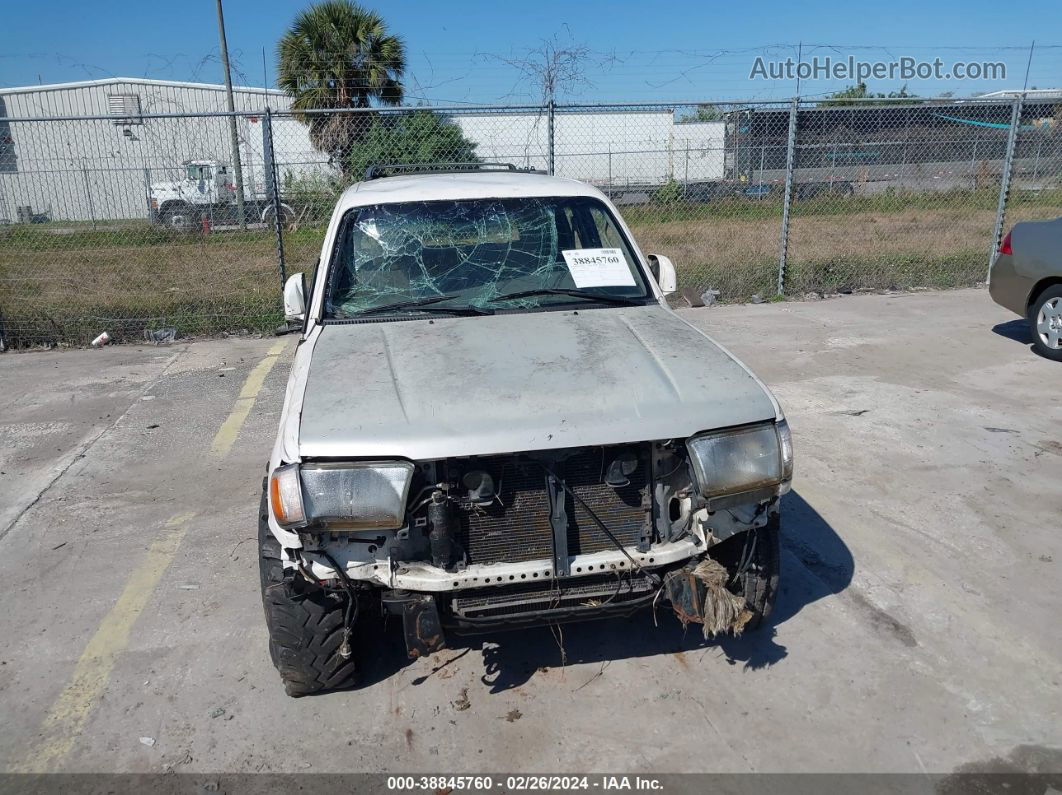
(991, 318), (1054, 360)
(992, 319), (1031, 345)
(358, 489), (853, 692)
(985, 318), (1028, 341)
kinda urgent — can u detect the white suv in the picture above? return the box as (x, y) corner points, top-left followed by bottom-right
(260, 164), (792, 696)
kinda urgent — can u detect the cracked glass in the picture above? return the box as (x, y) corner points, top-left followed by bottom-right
(324, 196), (649, 318)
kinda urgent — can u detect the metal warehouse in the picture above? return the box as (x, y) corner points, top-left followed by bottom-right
(0, 78), (326, 223)
(0, 78), (725, 223)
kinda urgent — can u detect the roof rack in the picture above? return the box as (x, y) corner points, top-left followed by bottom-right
(363, 162), (543, 181)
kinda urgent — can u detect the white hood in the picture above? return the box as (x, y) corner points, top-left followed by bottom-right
(297, 304), (778, 461)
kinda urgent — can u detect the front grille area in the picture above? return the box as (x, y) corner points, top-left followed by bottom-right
(451, 573), (658, 620)
(454, 446), (651, 565)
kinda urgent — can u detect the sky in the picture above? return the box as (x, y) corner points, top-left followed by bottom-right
(1, 0), (1060, 104)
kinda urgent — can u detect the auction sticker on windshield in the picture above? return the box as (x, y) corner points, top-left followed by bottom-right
(562, 248), (637, 288)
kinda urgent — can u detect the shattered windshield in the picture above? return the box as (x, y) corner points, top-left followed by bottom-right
(324, 196), (650, 318)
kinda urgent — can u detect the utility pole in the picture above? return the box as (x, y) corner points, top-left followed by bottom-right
(216, 0), (247, 229)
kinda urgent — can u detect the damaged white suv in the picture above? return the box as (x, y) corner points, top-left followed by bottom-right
(260, 163), (792, 696)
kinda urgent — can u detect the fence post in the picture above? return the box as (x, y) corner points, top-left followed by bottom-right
(990, 96), (1023, 272)
(81, 163), (97, 231)
(262, 108), (287, 290)
(776, 97), (799, 296)
(547, 99), (555, 175)
(143, 167), (152, 218)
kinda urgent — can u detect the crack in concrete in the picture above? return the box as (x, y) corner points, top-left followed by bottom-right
(0, 346), (187, 544)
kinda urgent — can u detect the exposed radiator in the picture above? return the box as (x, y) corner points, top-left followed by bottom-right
(451, 573), (658, 620)
(455, 446), (651, 565)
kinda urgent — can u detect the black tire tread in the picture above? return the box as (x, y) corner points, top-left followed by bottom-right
(709, 513), (781, 632)
(258, 489), (357, 697)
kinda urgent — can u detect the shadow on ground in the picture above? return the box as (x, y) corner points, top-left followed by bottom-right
(992, 318), (1056, 361)
(993, 319), (1032, 344)
(357, 490), (853, 692)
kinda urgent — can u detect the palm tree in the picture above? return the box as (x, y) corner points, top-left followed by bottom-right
(277, 0), (406, 162)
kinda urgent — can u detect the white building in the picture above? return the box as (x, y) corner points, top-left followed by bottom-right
(454, 110), (725, 189)
(0, 77), (326, 222)
(0, 78), (725, 222)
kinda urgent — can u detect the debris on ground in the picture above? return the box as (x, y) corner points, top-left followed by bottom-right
(453, 688), (471, 711)
(139, 736), (156, 747)
(144, 327), (177, 345)
(701, 289), (722, 307)
(680, 287), (705, 307)
(90, 332), (111, 347)
(505, 709), (523, 722)
(209, 707), (226, 719)
(750, 294), (765, 304)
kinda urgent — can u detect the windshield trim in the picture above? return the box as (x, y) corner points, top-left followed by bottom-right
(319, 194), (653, 322)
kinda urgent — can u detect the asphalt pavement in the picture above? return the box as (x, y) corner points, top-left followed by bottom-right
(0, 288), (1059, 776)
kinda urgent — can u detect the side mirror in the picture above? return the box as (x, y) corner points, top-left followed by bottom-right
(647, 254), (677, 295)
(284, 273), (306, 322)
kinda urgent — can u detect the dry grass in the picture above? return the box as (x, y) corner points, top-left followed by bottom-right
(629, 205), (1049, 300)
(2, 199), (1060, 346)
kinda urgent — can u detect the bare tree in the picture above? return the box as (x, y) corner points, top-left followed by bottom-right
(481, 30), (599, 104)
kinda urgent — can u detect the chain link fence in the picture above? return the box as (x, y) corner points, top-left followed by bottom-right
(2, 96), (1061, 347)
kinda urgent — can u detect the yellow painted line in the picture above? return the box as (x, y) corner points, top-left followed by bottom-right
(210, 338), (287, 458)
(12, 512), (194, 773)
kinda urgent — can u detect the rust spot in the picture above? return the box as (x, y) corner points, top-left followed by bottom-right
(405, 728), (414, 749)
(671, 651), (689, 670)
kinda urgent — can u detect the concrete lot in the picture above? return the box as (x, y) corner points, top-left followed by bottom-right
(0, 288), (1059, 775)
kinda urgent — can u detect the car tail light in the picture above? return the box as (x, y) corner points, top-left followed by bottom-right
(998, 230), (1012, 255)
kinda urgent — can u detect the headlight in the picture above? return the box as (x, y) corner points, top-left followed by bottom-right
(686, 421), (793, 501)
(269, 461), (414, 530)
(269, 463), (305, 526)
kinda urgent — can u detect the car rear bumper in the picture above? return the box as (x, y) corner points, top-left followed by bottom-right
(989, 253), (1032, 317)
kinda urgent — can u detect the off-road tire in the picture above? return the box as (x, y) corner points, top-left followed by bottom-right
(708, 513), (780, 631)
(1028, 284), (1062, 362)
(258, 487), (358, 697)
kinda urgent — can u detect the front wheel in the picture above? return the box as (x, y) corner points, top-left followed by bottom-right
(258, 487), (359, 697)
(707, 513), (780, 631)
(159, 203), (199, 230)
(1029, 285), (1062, 361)
(261, 203), (295, 227)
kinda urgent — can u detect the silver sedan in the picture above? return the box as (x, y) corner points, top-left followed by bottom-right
(989, 216), (1062, 361)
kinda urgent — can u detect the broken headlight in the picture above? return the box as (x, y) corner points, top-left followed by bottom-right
(686, 420), (793, 502)
(269, 461), (414, 530)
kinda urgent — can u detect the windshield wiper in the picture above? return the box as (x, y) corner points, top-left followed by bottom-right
(342, 294), (493, 317)
(488, 288), (646, 307)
